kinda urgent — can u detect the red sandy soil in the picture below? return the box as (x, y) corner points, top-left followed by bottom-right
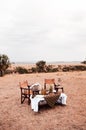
(0, 71), (86, 130)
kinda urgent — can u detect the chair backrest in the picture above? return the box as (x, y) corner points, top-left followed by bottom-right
(19, 80), (31, 104)
(44, 79), (56, 90)
(19, 80), (28, 88)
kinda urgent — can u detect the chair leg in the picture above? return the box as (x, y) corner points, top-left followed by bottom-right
(21, 89), (23, 104)
(21, 95), (26, 104)
(21, 88), (26, 104)
(60, 87), (64, 92)
(20, 88), (31, 104)
(28, 97), (30, 105)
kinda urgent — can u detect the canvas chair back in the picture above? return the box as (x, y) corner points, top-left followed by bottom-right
(44, 79), (56, 91)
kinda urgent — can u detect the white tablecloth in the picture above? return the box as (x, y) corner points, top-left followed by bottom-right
(30, 95), (45, 112)
(30, 93), (67, 112)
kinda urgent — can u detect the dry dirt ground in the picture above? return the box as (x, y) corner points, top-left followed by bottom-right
(0, 71), (86, 130)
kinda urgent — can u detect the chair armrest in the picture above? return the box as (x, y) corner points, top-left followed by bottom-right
(55, 85), (64, 92)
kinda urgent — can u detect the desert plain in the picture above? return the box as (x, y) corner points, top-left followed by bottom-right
(0, 64), (86, 130)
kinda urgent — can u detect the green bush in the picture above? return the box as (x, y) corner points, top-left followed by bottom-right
(31, 67), (37, 73)
(5, 69), (13, 74)
(46, 65), (53, 72)
(74, 65), (86, 71)
(15, 66), (28, 74)
(81, 61), (86, 64)
(62, 66), (70, 72)
(62, 65), (86, 72)
(52, 67), (58, 72)
(36, 60), (46, 72)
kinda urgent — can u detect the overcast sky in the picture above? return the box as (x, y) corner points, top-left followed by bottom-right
(0, 0), (86, 62)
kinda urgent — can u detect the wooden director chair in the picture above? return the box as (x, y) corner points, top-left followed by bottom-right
(44, 79), (64, 92)
(19, 80), (31, 105)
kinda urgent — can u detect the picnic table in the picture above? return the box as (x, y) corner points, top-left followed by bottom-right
(30, 92), (61, 112)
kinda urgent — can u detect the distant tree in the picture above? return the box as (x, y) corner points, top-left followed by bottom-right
(0, 54), (10, 76)
(36, 60), (46, 72)
(82, 61), (86, 64)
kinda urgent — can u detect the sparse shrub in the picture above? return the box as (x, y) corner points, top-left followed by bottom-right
(62, 66), (70, 72)
(62, 65), (86, 72)
(46, 65), (53, 72)
(15, 66), (28, 74)
(74, 65), (86, 71)
(52, 67), (58, 72)
(81, 61), (86, 64)
(45, 65), (58, 72)
(5, 69), (13, 74)
(69, 66), (76, 71)
(31, 67), (37, 73)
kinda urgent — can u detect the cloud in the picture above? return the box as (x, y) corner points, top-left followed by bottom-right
(0, 0), (86, 62)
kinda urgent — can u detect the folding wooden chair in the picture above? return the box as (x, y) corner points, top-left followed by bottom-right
(19, 80), (31, 105)
(44, 79), (64, 92)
